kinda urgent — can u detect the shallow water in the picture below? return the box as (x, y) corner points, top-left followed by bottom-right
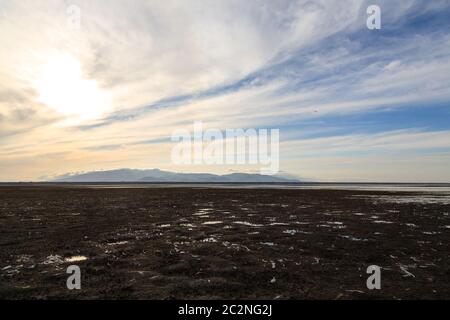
(26, 182), (450, 193)
(64, 256), (87, 262)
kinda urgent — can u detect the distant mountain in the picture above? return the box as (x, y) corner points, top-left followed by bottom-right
(52, 169), (299, 183)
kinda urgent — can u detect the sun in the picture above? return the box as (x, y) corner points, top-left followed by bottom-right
(33, 54), (111, 121)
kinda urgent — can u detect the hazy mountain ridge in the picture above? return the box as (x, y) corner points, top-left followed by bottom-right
(53, 169), (299, 183)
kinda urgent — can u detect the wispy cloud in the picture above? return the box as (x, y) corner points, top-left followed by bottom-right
(1, 0), (450, 181)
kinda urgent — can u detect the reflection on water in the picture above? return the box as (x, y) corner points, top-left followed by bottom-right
(65, 256), (87, 262)
(54, 182), (450, 193)
(202, 221), (223, 225)
(352, 194), (450, 204)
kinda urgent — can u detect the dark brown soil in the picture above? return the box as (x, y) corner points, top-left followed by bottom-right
(0, 186), (449, 299)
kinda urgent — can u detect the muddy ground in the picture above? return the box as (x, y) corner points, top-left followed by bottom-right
(0, 186), (449, 299)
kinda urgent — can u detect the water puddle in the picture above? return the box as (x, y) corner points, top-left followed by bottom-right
(193, 208), (213, 216)
(42, 255), (63, 265)
(202, 221), (223, 225)
(283, 229), (311, 235)
(340, 235), (368, 242)
(180, 223), (196, 228)
(260, 242), (276, 246)
(422, 231), (440, 235)
(373, 220), (394, 224)
(65, 255), (88, 262)
(233, 221), (263, 227)
(201, 237), (218, 243)
(107, 241), (129, 246)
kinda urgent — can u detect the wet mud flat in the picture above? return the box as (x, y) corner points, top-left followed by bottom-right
(0, 186), (449, 299)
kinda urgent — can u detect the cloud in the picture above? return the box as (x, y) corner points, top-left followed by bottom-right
(281, 129), (450, 182)
(1, 0), (450, 181)
(82, 144), (122, 151)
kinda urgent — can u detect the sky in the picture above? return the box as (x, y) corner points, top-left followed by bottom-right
(1, 0), (450, 182)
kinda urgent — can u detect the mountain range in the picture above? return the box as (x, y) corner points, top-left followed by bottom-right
(52, 169), (299, 183)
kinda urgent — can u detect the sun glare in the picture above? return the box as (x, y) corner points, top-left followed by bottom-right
(33, 54), (111, 121)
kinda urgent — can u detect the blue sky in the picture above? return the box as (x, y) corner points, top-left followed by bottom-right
(0, 0), (450, 181)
